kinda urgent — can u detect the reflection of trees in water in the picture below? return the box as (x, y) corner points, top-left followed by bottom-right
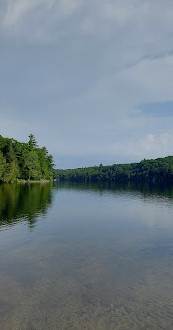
(0, 183), (53, 229)
(2, 182), (172, 230)
(55, 181), (173, 200)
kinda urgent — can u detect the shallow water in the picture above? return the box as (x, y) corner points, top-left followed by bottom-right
(0, 182), (173, 329)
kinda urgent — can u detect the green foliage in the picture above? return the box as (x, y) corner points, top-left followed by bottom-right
(0, 134), (54, 183)
(24, 151), (42, 180)
(55, 156), (173, 184)
(0, 151), (6, 180)
(3, 161), (20, 183)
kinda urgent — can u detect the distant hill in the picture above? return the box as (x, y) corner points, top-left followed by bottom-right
(0, 134), (54, 183)
(55, 156), (173, 184)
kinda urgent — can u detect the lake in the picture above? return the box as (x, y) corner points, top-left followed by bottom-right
(0, 182), (173, 329)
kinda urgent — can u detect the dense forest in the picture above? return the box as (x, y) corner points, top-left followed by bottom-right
(1, 133), (173, 184)
(0, 134), (54, 183)
(55, 156), (173, 184)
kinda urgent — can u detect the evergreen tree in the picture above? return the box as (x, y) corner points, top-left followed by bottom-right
(28, 134), (38, 150)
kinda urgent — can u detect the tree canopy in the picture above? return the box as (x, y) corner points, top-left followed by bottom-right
(55, 156), (173, 184)
(0, 134), (54, 183)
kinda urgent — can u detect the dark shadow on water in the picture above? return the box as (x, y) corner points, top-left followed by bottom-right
(54, 180), (173, 199)
(0, 183), (53, 229)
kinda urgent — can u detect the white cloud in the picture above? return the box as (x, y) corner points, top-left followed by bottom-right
(3, 0), (45, 26)
(1, 0), (173, 83)
(109, 132), (173, 161)
(2, 0), (82, 28)
(1, 0), (173, 46)
(1, 0), (173, 167)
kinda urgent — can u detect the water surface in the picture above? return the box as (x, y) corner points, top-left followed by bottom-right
(0, 182), (173, 329)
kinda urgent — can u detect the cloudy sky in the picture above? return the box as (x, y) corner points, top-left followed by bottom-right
(0, 0), (173, 168)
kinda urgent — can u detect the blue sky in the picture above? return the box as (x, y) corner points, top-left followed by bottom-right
(0, 0), (173, 168)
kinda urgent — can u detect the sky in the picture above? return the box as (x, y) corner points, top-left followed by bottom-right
(0, 0), (173, 169)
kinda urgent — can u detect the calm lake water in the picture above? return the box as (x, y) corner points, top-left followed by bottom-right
(0, 182), (173, 329)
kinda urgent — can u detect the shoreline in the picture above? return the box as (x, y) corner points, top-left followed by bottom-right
(18, 179), (52, 183)
(0, 179), (52, 184)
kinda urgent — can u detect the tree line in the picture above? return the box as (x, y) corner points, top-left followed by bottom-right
(0, 134), (54, 182)
(55, 156), (173, 184)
